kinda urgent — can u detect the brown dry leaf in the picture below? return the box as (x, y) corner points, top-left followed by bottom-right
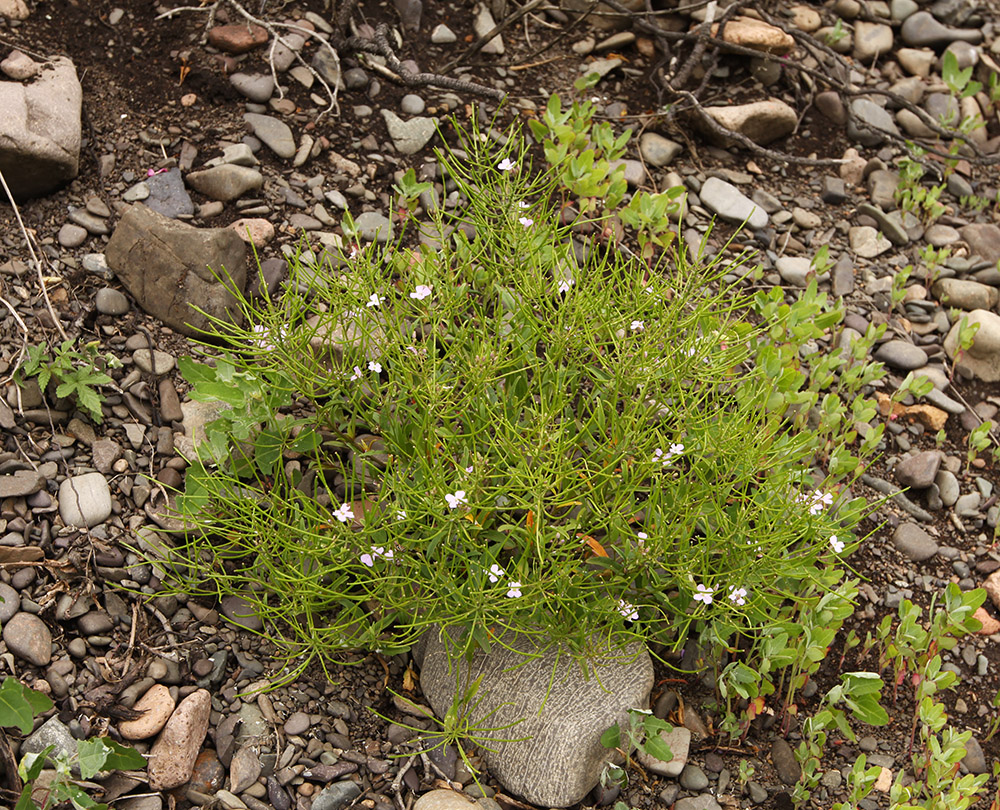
(579, 534), (608, 557)
(402, 663), (417, 692)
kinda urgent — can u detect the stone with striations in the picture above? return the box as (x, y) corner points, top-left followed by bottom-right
(243, 113), (296, 159)
(186, 165), (263, 202)
(413, 791), (478, 810)
(59, 472), (112, 528)
(120, 684), (176, 740)
(417, 629), (653, 807)
(3, 613), (51, 665)
(892, 523), (938, 561)
(944, 309), (1000, 382)
(701, 99), (796, 147)
(148, 689), (212, 789)
(699, 176), (768, 230)
(105, 203), (247, 338)
(0, 55), (82, 199)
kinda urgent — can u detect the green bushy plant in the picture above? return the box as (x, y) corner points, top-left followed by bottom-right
(161, 113), (883, 683)
(16, 340), (120, 424)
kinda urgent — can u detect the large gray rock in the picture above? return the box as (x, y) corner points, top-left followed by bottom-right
(699, 176), (769, 230)
(944, 309), (1000, 382)
(105, 203), (247, 337)
(417, 629), (653, 807)
(0, 56), (81, 199)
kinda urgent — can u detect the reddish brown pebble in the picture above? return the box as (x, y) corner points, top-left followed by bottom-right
(207, 24), (269, 54)
(187, 749), (226, 795)
(119, 684), (175, 741)
(148, 689), (212, 789)
(974, 607), (1000, 635)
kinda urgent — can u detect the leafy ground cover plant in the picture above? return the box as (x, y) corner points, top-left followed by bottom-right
(163, 111), (885, 686)
(0, 677), (144, 810)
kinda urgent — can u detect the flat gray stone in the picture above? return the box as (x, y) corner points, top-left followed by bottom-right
(95, 287), (129, 315)
(892, 522), (938, 561)
(771, 738), (800, 785)
(186, 165), (263, 202)
(59, 472), (112, 528)
(932, 278), (999, 311)
(895, 450), (942, 489)
(639, 132), (683, 167)
(848, 98), (901, 146)
(849, 225), (891, 258)
(853, 22), (893, 63)
(243, 113), (296, 159)
(699, 176), (768, 230)
(311, 781), (362, 810)
(144, 168), (194, 219)
(22, 716), (73, 762)
(381, 110), (437, 155)
(58, 223), (88, 248)
(960, 224), (1000, 264)
(353, 211), (394, 243)
(0, 583), (20, 623)
(229, 72), (275, 103)
(874, 339), (928, 370)
(417, 629), (653, 807)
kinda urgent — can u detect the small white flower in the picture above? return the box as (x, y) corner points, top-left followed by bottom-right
(445, 490), (467, 510)
(368, 361), (382, 374)
(506, 581), (522, 598)
(518, 216), (533, 227)
(366, 293), (384, 308)
(333, 503), (355, 523)
(517, 200), (530, 209)
(669, 443), (685, 455)
(487, 563), (505, 583)
(360, 552), (374, 567)
(693, 584), (714, 605)
(410, 284), (433, 300)
(728, 586), (748, 606)
(497, 157), (517, 172)
(830, 535), (845, 554)
(618, 599), (639, 621)
(465, 465), (474, 473)
(631, 320), (645, 332)
(557, 279), (573, 294)
(350, 366), (363, 381)
(395, 509), (407, 521)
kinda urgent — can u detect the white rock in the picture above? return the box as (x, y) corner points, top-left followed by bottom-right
(59, 472), (112, 528)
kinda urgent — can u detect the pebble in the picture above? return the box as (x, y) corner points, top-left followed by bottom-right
(310, 781), (363, 810)
(932, 278), (999, 311)
(473, 4), (504, 54)
(95, 287), (130, 315)
(401, 94), (426, 115)
(900, 11), (982, 46)
(186, 165), (264, 202)
(133, 348), (176, 376)
(208, 24), (269, 54)
(283, 711), (311, 736)
(69, 209), (110, 235)
(0, 583), (20, 622)
(873, 339), (927, 370)
(220, 594), (264, 632)
(639, 132), (683, 167)
(895, 450), (942, 488)
(699, 177), (768, 230)
(848, 99), (901, 146)
(230, 73), (275, 103)
(381, 110), (437, 155)
(244, 113), (297, 159)
(58, 223), (88, 248)
(0, 470), (45, 498)
(430, 24), (457, 44)
(119, 684), (176, 740)
(771, 738), (801, 785)
(353, 211), (394, 243)
(144, 168), (195, 219)
(148, 689), (212, 789)
(892, 522), (938, 561)
(679, 764), (710, 790)
(636, 726), (690, 777)
(853, 22), (894, 63)
(1, 49), (39, 79)
(413, 791), (478, 810)
(2, 612), (52, 666)
(59, 472), (112, 528)
(229, 217), (275, 246)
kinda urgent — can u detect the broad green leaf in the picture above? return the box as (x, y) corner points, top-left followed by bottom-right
(0, 679), (51, 734)
(642, 734), (673, 763)
(18, 747), (53, 783)
(600, 724), (621, 750)
(14, 784), (37, 810)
